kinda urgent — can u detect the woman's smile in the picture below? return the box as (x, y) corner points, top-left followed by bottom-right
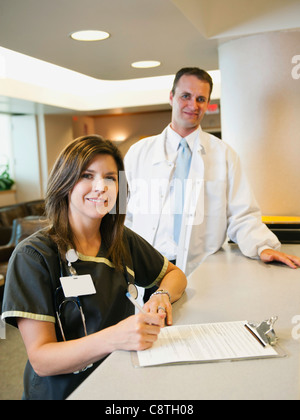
(69, 154), (118, 222)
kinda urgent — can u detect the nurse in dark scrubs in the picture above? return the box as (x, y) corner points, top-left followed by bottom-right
(1, 135), (187, 400)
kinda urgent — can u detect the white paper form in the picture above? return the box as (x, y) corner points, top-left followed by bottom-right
(137, 321), (279, 367)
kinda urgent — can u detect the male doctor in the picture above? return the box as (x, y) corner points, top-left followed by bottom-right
(124, 67), (300, 278)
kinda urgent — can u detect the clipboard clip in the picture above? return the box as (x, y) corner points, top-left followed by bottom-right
(248, 316), (279, 346)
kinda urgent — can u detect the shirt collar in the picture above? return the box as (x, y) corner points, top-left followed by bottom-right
(166, 124), (200, 156)
(152, 125), (203, 165)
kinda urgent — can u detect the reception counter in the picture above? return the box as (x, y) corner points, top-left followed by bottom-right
(69, 243), (300, 400)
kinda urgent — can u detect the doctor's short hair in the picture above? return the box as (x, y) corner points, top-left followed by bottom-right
(45, 135), (128, 270)
(171, 67), (213, 100)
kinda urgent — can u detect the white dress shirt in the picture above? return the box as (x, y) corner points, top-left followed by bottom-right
(153, 125), (198, 261)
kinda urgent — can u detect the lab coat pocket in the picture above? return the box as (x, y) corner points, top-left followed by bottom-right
(184, 178), (204, 226)
(204, 180), (227, 217)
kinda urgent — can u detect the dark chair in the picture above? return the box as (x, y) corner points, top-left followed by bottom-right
(0, 215), (49, 283)
(0, 226), (13, 246)
(0, 200), (45, 245)
(0, 203), (29, 227)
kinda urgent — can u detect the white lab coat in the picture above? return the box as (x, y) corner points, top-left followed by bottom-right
(124, 126), (280, 276)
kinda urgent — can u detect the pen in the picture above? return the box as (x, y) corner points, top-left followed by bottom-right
(126, 292), (146, 314)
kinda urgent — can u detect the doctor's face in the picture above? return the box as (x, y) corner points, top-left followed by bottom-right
(69, 154), (119, 223)
(170, 75), (210, 137)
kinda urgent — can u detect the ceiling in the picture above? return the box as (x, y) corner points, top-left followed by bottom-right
(0, 0), (299, 114)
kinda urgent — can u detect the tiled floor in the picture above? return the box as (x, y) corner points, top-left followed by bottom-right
(0, 322), (27, 400)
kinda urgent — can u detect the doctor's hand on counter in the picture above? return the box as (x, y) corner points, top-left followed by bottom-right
(260, 249), (300, 269)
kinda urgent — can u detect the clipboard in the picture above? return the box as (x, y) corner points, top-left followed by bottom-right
(132, 317), (286, 368)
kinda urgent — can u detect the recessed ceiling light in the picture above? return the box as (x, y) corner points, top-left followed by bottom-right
(70, 30), (110, 42)
(131, 60), (161, 69)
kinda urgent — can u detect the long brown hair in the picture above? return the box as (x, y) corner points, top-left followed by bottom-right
(45, 135), (127, 270)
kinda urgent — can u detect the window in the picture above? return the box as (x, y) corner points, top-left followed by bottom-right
(0, 114), (14, 178)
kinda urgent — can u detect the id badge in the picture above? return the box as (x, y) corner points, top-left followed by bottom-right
(60, 274), (96, 298)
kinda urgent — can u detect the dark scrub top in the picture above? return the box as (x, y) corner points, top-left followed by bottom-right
(1, 226), (168, 400)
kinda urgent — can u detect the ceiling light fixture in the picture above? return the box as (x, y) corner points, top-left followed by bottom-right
(131, 60), (161, 69)
(70, 30), (110, 42)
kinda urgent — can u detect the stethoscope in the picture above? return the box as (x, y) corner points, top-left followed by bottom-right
(61, 249), (138, 299)
(122, 261), (138, 300)
(55, 249), (138, 374)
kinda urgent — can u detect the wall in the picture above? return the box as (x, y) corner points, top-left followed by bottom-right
(72, 116), (95, 139)
(1, 106), (220, 206)
(44, 114), (74, 173)
(0, 190), (16, 206)
(72, 104), (221, 156)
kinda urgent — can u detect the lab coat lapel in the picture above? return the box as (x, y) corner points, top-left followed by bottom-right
(151, 128), (174, 204)
(147, 129), (174, 242)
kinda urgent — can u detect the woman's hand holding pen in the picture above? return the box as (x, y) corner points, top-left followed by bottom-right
(111, 312), (164, 352)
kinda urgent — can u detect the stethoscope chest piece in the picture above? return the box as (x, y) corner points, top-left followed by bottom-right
(127, 283), (138, 300)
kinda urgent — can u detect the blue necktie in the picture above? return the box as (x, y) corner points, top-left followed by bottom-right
(173, 138), (192, 244)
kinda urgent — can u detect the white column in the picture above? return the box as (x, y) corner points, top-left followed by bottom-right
(219, 31), (300, 216)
